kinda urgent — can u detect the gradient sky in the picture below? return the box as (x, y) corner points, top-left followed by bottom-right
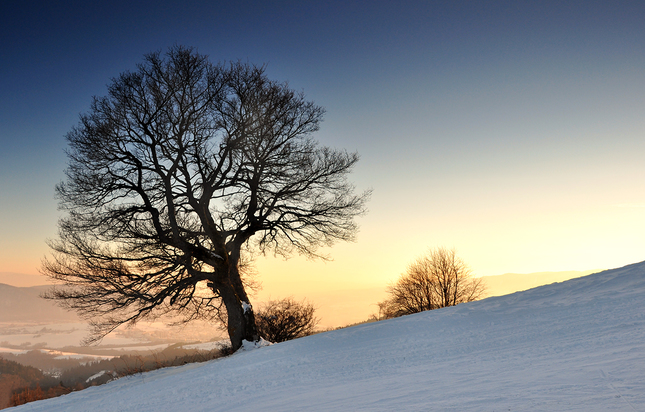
(2, 1), (645, 308)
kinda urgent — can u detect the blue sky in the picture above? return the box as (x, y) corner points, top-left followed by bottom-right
(2, 1), (645, 295)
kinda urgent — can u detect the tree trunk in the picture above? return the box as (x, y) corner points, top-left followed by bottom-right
(217, 257), (259, 351)
(219, 284), (252, 351)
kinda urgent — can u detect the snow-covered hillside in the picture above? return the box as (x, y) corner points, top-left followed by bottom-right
(14, 262), (645, 411)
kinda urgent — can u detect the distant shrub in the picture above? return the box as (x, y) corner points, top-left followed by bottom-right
(378, 247), (485, 319)
(256, 298), (319, 343)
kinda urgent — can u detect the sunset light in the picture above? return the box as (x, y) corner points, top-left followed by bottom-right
(2, 0), (644, 344)
(2, 2), (645, 410)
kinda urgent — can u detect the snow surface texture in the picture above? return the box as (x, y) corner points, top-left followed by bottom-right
(14, 262), (645, 411)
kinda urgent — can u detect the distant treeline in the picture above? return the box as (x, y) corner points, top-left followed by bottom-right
(0, 357), (63, 409)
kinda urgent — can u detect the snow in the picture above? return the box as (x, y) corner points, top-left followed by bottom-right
(240, 338), (272, 351)
(0, 347), (28, 355)
(100, 344), (170, 352)
(12, 261), (645, 411)
(179, 341), (227, 351)
(86, 370), (106, 383)
(52, 353), (114, 361)
(241, 301), (252, 313)
(209, 251), (223, 260)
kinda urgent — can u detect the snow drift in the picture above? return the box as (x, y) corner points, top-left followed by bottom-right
(14, 261), (645, 411)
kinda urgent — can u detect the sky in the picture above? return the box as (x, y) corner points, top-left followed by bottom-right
(1, 1), (645, 319)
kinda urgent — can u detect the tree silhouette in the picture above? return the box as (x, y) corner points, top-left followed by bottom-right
(379, 248), (484, 318)
(43, 46), (369, 351)
(256, 297), (319, 343)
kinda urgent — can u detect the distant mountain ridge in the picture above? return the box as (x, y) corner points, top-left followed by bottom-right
(479, 269), (601, 297)
(0, 270), (603, 326)
(0, 284), (79, 323)
(0, 273), (50, 288)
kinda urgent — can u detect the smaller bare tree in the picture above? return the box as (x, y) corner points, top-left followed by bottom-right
(255, 298), (319, 343)
(379, 248), (484, 319)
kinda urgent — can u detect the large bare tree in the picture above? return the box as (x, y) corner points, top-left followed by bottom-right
(43, 46), (369, 351)
(378, 248), (484, 319)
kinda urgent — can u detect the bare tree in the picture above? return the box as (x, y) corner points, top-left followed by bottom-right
(379, 248), (484, 319)
(42, 46), (369, 351)
(255, 297), (319, 343)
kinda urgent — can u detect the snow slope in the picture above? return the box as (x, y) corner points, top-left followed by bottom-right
(14, 262), (645, 411)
